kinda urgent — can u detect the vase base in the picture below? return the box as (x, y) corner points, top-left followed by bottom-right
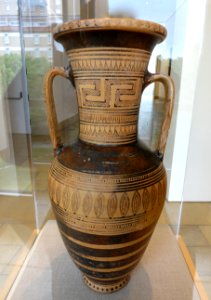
(83, 274), (130, 293)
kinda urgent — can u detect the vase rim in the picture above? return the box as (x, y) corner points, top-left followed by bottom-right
(53, 17), (167, 41)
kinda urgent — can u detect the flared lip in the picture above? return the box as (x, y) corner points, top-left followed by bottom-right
(53, 18), (167, 41)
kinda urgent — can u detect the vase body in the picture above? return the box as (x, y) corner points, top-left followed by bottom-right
(45, 18), (174, 293)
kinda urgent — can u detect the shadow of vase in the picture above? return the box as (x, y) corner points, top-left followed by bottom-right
(51, 253), (152, 300)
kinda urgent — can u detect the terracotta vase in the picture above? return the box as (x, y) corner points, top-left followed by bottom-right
(44, 18), (175, 293)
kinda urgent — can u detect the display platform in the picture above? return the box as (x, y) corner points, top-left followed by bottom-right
(7, 221), (200, 300)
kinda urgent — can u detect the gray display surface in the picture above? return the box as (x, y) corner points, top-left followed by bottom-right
(7, 221), (200, 300)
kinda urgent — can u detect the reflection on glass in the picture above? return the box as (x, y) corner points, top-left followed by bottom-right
(0, 0), (33, 196)
(0, 0), (210, 298)
(0, 1), (36, 297)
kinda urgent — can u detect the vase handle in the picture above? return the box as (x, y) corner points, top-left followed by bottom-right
(143, 72), (175, 159)
(44, 66), (74, 156)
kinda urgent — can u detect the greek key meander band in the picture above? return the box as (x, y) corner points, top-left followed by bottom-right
(76, 78), (142, 108)
(67, 48), (150, 144)
(76, 77), (141, 144)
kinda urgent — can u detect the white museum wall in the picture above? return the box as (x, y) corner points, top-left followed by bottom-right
(108, 0), (211, 202)
(182, 0), (211, 201)
(162, 0), (187, 192)
(166, 0), (208, 201)
(164, 0), (189, 200)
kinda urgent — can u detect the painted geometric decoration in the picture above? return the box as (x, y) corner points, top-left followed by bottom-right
(120, 192), (130, 216)
(94, 193), (104, 218)
(45, 16), (173, 294)
(62, 189), (71, 211)
(151, 185), (157, 208)
(132, 190), (142, 215)
(55, 182), (61, 206)
(142, 188), (150, 211)
(82, 192), (93, 216)
(71, 190), (80, 214)
(107, 193), (118, 218)
(158, 182), (163, 205)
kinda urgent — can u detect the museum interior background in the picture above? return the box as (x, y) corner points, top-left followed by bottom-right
(0, 0), (211, 298)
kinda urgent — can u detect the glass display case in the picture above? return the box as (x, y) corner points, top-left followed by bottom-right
(0, 0), (211, 298)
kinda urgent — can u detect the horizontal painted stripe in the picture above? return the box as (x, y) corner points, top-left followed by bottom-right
(85, 272), (130, 282)
(76, 260), (139, 279)
(67, 46), (150, 53)
(63, 234), (149, 258)
(51, 165), (165, 185)
(70, 247), (145, 269)
(57, 218), (156, 244)
(50, 160), (165, 191)
(72, 256), (140, 273)
(60, 225), (153, 250)
(68, 243), (146, 262)
(73, 73), (144, 78)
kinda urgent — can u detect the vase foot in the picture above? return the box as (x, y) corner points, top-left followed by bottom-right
(83, 274), (130, 293)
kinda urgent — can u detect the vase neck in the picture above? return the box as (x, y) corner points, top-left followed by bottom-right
(78, 106), (140, 145)
(68, 47), (151, 145)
